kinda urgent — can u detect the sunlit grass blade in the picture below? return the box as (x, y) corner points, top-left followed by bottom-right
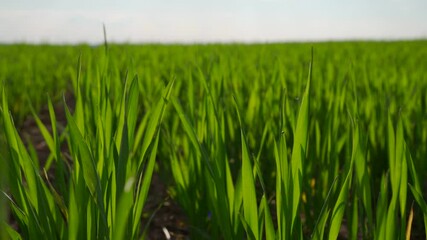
(29, 102), (54, 161)
(137, 79), (174, 170)
(172, 97), (214, 177)
(132, 132), (159, 237)
(233, 96), (259, 239)
(132, 80), (173, 236)
(312, 209), (330, 240)
(290, 49), (313, 232)
(312, 176), (338, 240)
(64, 96), (108, 238)
(261, 195), (275, 240)
(328, 165), (353, 240)
(239, 213), (257, 240)
(275, 90), (290, 240)
(2, 222), (22, 240)
(396, 117), (407, 214)
(396, 117), (408, 239)
(64, 97), (98, 197)
(352, 121), (373, 236)
(113, 177), (135, 240)
(374, 173), (389, 239)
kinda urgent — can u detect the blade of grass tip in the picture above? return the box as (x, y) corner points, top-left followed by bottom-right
(233, 95), (259, 240)
(103, 23), (108, 55)
(290, 48), (313, 231)
(73, 54), (85, 133)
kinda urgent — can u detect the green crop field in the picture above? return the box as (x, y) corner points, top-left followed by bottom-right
(1, 41), (427, 239)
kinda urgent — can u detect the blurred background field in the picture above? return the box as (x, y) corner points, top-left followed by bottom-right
(1, 41), (427, 239)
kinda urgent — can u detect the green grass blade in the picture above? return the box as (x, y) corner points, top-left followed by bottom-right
(312, 176), (338, 240)
(290, 49), (313, 231)
(113, 177), (135, 240)
(312, 209), (330, 240)
(261, 195), (275, 240)
(328, 166), (352, 240)
(233, 96), (259, 240)
(132, 132), (159, 236)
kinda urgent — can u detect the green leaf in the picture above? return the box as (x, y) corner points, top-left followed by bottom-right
(233, 96), (259, 240)
(290, 49), (313, 231)
(329, 166), (352, 240)
(113, 177), (135, 240)
(261, 195), (275, 240)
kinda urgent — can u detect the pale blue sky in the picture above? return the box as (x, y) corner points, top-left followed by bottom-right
(1, 0), (426, 43)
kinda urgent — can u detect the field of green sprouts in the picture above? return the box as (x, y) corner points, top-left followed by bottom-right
(1, 41), (427, 239)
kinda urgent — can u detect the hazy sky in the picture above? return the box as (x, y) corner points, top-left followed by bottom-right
(1, 0), (427, 43)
